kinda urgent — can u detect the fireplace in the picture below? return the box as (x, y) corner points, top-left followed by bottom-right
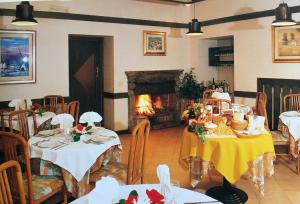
(126, 70), (183, 130)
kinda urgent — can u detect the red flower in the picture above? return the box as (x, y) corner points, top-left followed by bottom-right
(74, 124), (86, 133)
(32, 103), (42, 110)
(125, 190), (138, 204)
(146, 189), (164, 204)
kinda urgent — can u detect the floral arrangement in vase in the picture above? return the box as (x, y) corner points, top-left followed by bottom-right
(29, 103), (46, 117)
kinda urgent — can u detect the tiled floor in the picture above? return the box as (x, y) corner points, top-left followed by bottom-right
(119, 125), (300, 204)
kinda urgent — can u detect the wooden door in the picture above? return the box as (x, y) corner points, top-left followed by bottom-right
(69, 36), (103, 117)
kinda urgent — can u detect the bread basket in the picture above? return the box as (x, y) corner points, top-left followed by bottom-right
(230, 119), (248, 131)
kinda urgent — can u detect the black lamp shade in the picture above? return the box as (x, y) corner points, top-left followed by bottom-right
(186, 19), (203, 36)
(12, 1), (38, 26)
(272, 3), (296, 26)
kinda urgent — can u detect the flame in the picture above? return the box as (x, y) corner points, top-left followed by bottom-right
(153, 96), (164, 110)
(136, 94), (155, 116)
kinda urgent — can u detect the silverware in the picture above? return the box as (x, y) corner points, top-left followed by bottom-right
(53, 142), (70, 150)
(31, 139), (50, 146)
(184, 201), (221, 204)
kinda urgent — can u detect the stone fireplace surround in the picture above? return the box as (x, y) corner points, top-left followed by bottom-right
(126, 69), (183, 131)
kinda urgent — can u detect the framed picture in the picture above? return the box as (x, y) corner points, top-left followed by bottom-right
(143, 30), (166, 56)
(273, 24), (300, 62)
(0, 30), (36, 84)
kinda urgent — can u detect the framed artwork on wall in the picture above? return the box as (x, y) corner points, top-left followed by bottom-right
(273, 24), (300, 62)
(143, 30), (166, 56)
(0, 30), (36, 84)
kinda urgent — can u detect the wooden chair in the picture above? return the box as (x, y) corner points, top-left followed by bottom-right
(0, 160), (26, 204)
(0, 108), (13, 131)
(284, 94), (300, 112)
(43, 95), (65, 114)
(256, 100), (269, 130)
(0, 131), (67, 204)
(90, 119), (150, 184)
(66, 101), (80, 125)
(203, 98), (232, 113)
(255, 92), (267, 113)
(9, 109), (37, 141)
(203, 89), (216, 100)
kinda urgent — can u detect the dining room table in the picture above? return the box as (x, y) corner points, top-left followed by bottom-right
(179, 124), (275, 203)
(70, 183), (222, 204)
(278, 111), (300, 157)
(28, 126), (122, 197)
(2, 111), (56, 136)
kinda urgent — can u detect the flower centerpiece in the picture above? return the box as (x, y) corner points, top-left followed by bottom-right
(73, 124), (93, 142)
(29, 103), (46, 117)
(117, 189), (164, 204)
(194, 124), (207, 144)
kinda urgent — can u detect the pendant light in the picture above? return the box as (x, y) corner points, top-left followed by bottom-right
(12, 1), (38, 26)
(272, 1), (296, 26)
(186, 3), (203, 36)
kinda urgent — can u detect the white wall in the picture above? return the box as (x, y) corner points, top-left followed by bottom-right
(0, 0), (198, 130)
(195, 0), (300, 94)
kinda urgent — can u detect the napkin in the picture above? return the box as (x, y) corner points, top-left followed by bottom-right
(8, 98), (32, 110)
(157, 164), (173, 202)
(248, 115), (265, 131)
(211, 92), (231, 101)
(51, 114), (74, 129)
(79, 111), (102, 127)
(88, 176), (119, 204)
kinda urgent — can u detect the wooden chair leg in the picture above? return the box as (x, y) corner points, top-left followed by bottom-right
(298, 154), (300, 175)
(62, 187), (68, 204)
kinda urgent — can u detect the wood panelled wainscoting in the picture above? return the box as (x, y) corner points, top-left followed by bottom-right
(257, 78), (300, 130)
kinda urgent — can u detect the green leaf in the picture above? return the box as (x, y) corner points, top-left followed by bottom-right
(118, 199), (126, 204)
(129, 190), (138, 196)
(73, 133), (81, 142)
(86, 126), (93, 131)
(86, 132), (92, 135)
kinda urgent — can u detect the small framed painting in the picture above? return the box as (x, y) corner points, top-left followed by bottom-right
(143, 30), (166, 56)
(273, 24), (300, 62)
(0, 30), (36, 84)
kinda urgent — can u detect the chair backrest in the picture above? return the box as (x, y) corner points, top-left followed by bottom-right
(0, 160), (26, 204)
(255, 92), (267, 112)
(43, 95), (65, 114)
(284, 94), (300, 112)
(9, 109), (37, 141)
(0, 108), (13, 131)
(66, 101), (80, 125)
(0, 131), (33, 203)
(203, 89), (216, 99)
(203, 98), (232, 113)
(127, 119), (150, 184)
(256, 100), (269, 130)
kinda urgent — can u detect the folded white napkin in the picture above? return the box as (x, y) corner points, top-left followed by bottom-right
(79, 111), (102, 127)
(248, 115), (265, 131)
(211, 92), (231, 101)
(88, 176), (119, 204)
(157, 164), (173, 202)
(51, 113), (74, 129)
(8, 98), (32, 110)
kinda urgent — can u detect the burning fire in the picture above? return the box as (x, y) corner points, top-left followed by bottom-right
(136, 94), (155, 116)
(153, 96), (164, 110)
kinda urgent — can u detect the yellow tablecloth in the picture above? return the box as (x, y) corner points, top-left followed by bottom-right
(179, 127), (275, 184)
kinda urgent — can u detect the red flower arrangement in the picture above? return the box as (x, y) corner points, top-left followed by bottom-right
(73, 124), (92, 142)
(118, 189), (164, 204)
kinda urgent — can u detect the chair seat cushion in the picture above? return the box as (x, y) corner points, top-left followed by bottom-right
(271, 130), (289, 145)
(90, 162), (127, 185)
(24, 174), (64, 201)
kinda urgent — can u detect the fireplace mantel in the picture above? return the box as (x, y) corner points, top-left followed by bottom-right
(126, 70), (183, 84)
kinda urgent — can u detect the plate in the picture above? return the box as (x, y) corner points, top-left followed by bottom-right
(37, 129), (56, 137)
(234, 129), (264, 139)
(282, 111), (300, 117)
(37, 141), (59, 148)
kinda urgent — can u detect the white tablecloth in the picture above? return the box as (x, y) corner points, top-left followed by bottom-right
(212, 92), (231, 101)
(4, 111), (56, 136)
(28, 127), (121, 181)
(70, 184), (221, 204)
(279, 111), (300, 141)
